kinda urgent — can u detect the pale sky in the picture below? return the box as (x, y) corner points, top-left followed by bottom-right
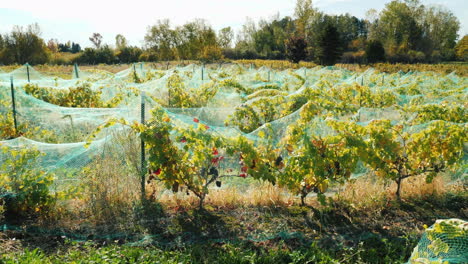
(0, 0), (466, 48)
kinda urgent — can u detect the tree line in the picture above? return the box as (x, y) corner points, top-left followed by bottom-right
(0, 0), (467, 65)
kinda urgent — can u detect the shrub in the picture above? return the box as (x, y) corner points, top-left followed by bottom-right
(75, 45), (116, 64)
(0, 146), (55, 218)
(116, 46), (143, 63)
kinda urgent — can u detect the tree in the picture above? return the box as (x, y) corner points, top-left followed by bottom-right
(144, 19), (178, 61)
(89, 33), (103, 48)
(71, 42), (81, 53)
(0, 34), (4, 51)
(285, 35), (307, 63)
(76, 45), (115, 64)
(455, 35), (468, 61)
(115, 34), (127, 50)
(365, 40), (385, 63)
(116, 46), (142, 63)
(0, 23), (50, 64)
(58, 42), (71, 52)
(294, 0), (315, 38)
(218, 27), (234, 49)
(316, 23), (342, 65)
(199, 45), (223, 62)
(374, 1), (423, 51)
(251, 16), (294, 59)
(421, 5), (460, 60)
(47, 39), (59, 53)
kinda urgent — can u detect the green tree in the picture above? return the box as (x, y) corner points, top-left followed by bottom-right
(116, 46), (142, 63)
(421, 5), (460, 60)
(76, 45), (115, 64)
(285, 35), (307, 63)
(316, 23), (342, 65)
(145, 20), (178, 61)
(250, 16), (294, 59)
(71, 42), (81, 53)
(115, 34), (128, 50)
(365, 40), (385, 63)
(374, 1), (422, 50)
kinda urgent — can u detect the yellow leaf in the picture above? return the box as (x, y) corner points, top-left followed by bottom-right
(258, 131), (265, 138)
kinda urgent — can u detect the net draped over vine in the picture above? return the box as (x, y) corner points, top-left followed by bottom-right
(0, 63), (466, 249)
(408, 219), (468, 264)
(0, 63), (466, 173)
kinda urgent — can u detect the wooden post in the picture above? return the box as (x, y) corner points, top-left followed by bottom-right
(26, 63), (30, 82)
(10, 76), (18, 135)
(140, 92), (146, 201)
(74, 63), (79, 78)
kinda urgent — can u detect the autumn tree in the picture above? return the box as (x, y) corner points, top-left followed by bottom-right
(0, 23), (50, 64)
(455, 35), (468, 61)
(89, 33), (103, 49)
(294, 0), (315, 38)
(218, 27), (234, 49)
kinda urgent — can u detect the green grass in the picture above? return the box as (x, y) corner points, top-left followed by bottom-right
(1, 188), (466, 263)
(1, 238), (416, 264)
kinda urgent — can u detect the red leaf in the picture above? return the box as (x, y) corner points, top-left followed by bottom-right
(193, 118), (199, 123)
(241, 166), (248, 173)
(154, 168), (161, 175)
(239, 173), (247, 178)
(204, 125), (210, 130)
(212, 148), (219, 155)
(211, 157), (219, 164)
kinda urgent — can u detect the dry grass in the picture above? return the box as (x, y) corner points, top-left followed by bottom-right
(335, 174), (452, 211)
(145, 172), (458, 212)
(72, 129), (142, 225)
(146, 182), (294, 211)
(80, 155), (140, 224)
